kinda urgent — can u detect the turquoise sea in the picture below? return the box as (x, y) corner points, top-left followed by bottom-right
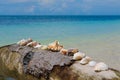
(0, 16), (120, 45)
(0, 15), (120, 71)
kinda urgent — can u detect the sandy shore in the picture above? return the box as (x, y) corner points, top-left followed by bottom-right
(63, 34), (120, 71)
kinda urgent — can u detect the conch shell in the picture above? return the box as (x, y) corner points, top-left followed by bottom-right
(47, 41), (63, 52)
(60, 48), (68, 55)
(73, 51), (86, 60)
(80, 56), (92, 65)
(94, 62), (108, 72)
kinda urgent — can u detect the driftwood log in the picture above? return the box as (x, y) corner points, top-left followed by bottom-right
(0, 44), (120, 80)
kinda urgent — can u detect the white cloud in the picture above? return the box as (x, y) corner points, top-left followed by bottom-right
(10, 0), (29, 3)
(38, 0), (67, 12)
(48, 2), (68, 13)
(82, 0), (119, 5)
(81, 5), (92, 13)
(39, 0), (55, 6)
(0, 0), (39, 4)
(1, 0), (30, 4)
(61, 0), (74, 3)
(26, 6), (35, 12)
(62, 3), (67, 8)
(69, 0), (75, 2)
(78, 0), (120, 14)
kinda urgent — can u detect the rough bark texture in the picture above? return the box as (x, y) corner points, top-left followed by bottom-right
(0, 44), (120, 80)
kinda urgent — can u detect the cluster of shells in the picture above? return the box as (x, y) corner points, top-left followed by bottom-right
(17, 38), (109, 72)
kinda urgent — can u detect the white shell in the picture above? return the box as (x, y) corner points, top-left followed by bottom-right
(88, 61), (97, 67)
(73, 51), (86, 60)
(40, 45), (48, 50)
(17, 39), (26, 44)
(17, 38), (33, 46)
(34, 44), (42, 48)
(80, 56), (92, 65)
(94, 62), (108, 72)
(26, 42), (33, 46)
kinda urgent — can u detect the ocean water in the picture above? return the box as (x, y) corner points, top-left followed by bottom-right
(0, 16), (120, 46)
(0, 16), (120, 79)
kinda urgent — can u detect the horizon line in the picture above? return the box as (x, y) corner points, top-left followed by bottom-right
(0, 15), (120, 16)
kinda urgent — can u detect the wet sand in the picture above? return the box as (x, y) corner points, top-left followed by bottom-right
(63, 33), (120, 71)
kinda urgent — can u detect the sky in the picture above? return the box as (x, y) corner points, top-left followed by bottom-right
(0, 0), (120, 15)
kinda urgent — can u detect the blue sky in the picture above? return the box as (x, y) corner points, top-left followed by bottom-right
(0, 0), (120, 15)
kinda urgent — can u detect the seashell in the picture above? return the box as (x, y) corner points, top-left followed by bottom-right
(80, 56), (92, 65)
(60, 48), (68, 55)
(20, 41), (28, 46)
(40, 45), (48, 50)
(67, 48), (79, 56)
(88, 61), (97, 67)
(73, 51), (86, 60)
(94, 62), (108, 72)
(34, 44), (42, 48)
(32, 41), (38, 46)
(48, 41), (63, 52)
(26, 42), (33, 47)
(27, 38), (33, 43)
(17, 39), (26, 44)
(18, 39), (28, 46)
(17, 38), (33, 46)
(27, 41), (39, 47)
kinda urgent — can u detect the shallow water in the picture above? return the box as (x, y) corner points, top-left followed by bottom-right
(0, 15), (120, 79)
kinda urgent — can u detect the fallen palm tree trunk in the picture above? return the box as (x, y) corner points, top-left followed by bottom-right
(0, 44), (120, 80)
